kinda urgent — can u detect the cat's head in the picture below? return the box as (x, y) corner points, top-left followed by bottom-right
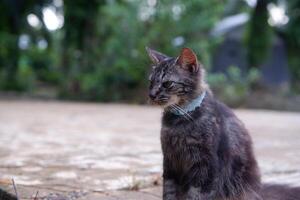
(146, 47), (206, 107)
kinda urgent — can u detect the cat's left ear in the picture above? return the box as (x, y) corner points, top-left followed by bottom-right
(146, 47), (169, 65)
(176, 48), (199, 73)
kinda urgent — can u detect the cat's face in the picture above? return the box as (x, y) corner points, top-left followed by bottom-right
(146, 47), (202, 107)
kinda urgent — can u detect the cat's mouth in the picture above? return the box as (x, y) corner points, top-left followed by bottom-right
(149, 98), (169, 106)
(149, 95), (179, 107)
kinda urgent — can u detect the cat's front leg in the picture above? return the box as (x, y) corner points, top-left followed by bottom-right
(163, 179), (178, 200)
(182, 160), (216, 200)
(185, 187), (214, 200)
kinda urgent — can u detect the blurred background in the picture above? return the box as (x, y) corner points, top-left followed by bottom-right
(1, 1), (300, 199)
(0, 0), (300, 109)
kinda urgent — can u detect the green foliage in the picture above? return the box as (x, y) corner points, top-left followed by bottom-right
(59, 0), (225, 101)
(0, 55), (36, 91)
(0, 0), (53, 91)
(16, 60), (36, 91)
(1, 0), (299, 103)
(208, 66), (260, 106)
(24, 48), (61, 84)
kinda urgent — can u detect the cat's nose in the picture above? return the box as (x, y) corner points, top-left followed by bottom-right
(149, 93), (156, 100)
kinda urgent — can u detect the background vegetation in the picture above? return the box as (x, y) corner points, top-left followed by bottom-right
(0, 0), (299, 107)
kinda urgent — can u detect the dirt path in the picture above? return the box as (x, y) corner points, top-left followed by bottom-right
(0, 100), (299, 199)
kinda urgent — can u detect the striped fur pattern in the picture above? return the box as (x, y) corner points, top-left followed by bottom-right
(146, 47), (300, 200)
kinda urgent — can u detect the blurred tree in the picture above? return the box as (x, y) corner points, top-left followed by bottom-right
(61, 0), (105, 98)
(244, 0), (300, 89)
(0, 0), (30, 90)
(244, 0), (273, 68)
(282, 0), (300, 89)
(0, 0), (52, 90)
(60, 0), (225, 101)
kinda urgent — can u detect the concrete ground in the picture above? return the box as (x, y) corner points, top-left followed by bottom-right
(0, 100), (299, 199)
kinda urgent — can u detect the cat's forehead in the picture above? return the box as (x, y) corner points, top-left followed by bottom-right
(149, 58), (179, 82)
(153, 58), (176, 72)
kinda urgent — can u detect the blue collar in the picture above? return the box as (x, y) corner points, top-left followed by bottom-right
(171, 91), (206, 115)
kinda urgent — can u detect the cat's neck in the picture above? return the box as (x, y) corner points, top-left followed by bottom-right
(169, 91), (207, 116)
(187, 68), (211, 105)
(181, 79), (211, 107)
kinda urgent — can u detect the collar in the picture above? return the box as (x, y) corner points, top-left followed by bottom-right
(170, 91), (206, 115)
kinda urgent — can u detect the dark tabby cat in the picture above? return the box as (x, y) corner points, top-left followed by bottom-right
(146, 47), (300, 200)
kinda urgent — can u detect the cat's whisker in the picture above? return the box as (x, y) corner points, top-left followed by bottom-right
(169, 105), (189, 121)
(172, 104), (194, 121)
(173, 104), (194, 121)
(172, 105), (191, 121)
(169, 105), (180, 114)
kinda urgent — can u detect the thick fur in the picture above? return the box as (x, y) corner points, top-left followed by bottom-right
(147, 47), (300, 200)
(161, 93), (261, 200)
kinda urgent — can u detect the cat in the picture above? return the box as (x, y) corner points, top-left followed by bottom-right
(146, 47), (300, 200)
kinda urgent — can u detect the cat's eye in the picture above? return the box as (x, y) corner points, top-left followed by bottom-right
(162, 81), (174, 89)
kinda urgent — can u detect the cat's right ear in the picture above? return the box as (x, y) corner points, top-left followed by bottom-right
(146, 47), (168, 65)
(176, 48), (199, 73)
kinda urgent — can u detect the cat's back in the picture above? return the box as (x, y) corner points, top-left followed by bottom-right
(214, 97), (254, 145)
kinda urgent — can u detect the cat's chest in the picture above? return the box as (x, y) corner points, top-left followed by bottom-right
(161, 127), (202, 148)
(160, 119), (216, 171)
(161, 125), (209, 166)
(161, 120), (209, 148)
